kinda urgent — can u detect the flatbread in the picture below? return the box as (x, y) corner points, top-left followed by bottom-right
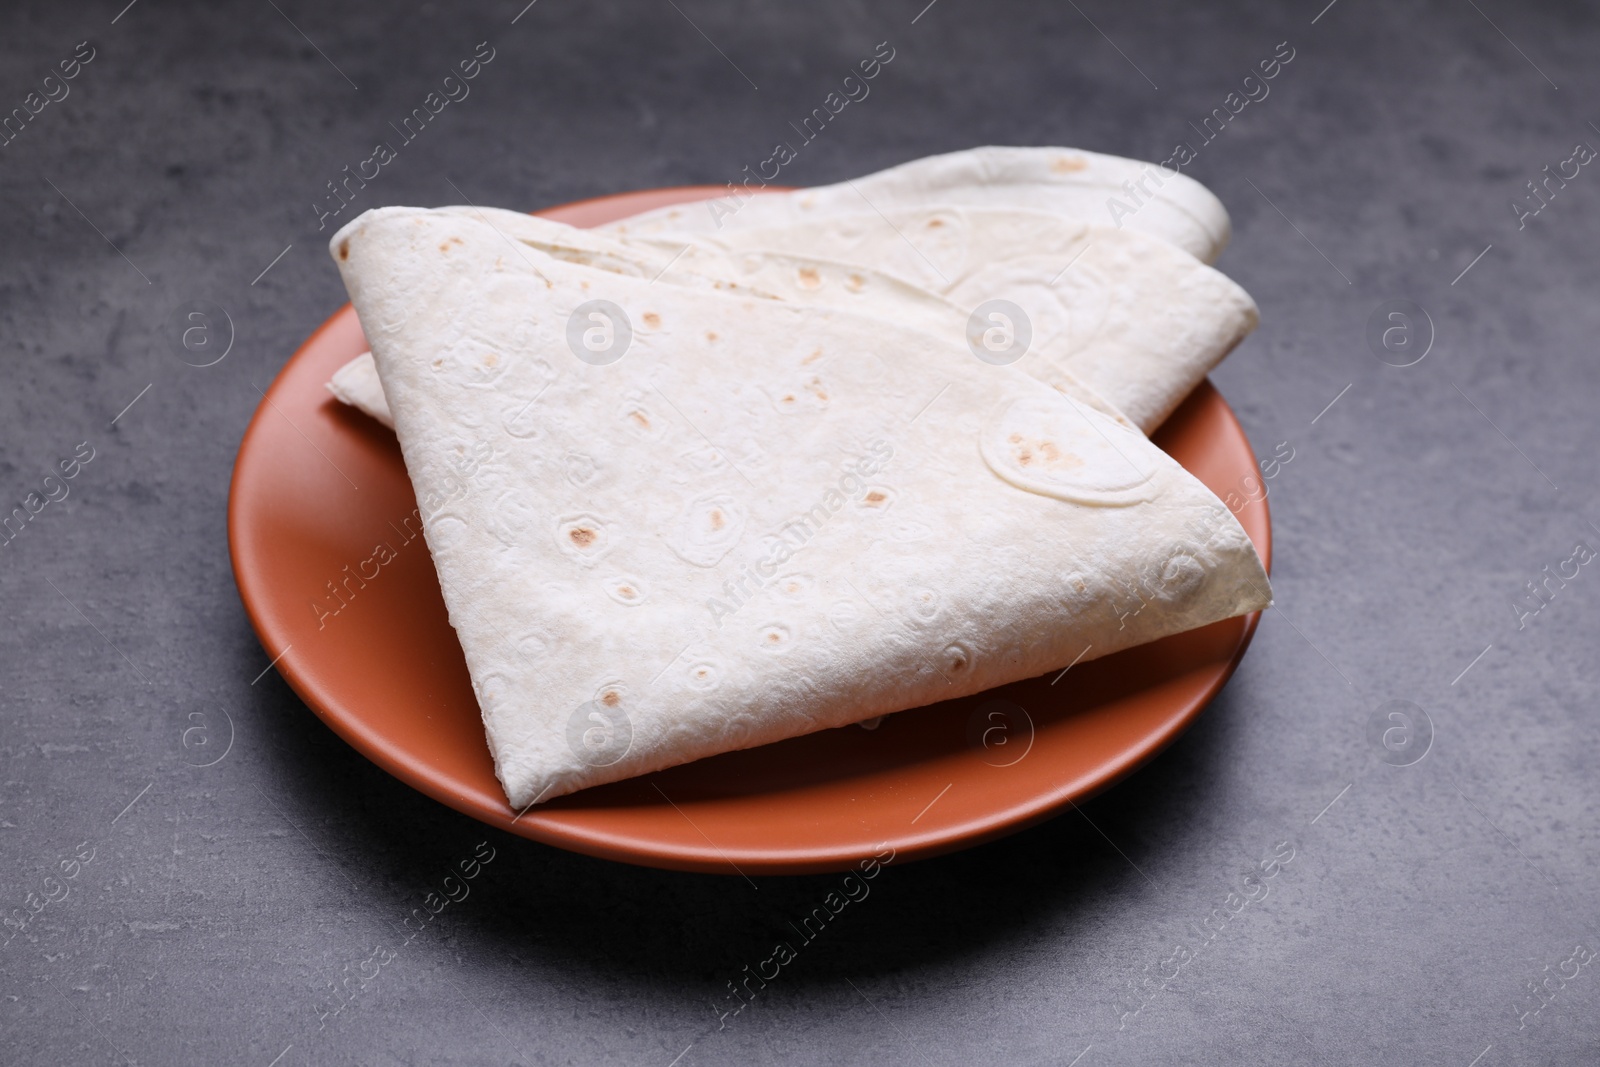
(328, 211), (1256, 434)
(602, 145), (1231, 263)
(330, 205), (1271, 807)
(640, 207), (1101, 291)
(652, 209), (1257, 430)
(326, 213), (790, 427)
(327, 354), (392, 424)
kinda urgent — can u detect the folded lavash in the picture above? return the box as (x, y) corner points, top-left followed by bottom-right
(329, 210), (1256, 435)
(330, 205), (1271, 807)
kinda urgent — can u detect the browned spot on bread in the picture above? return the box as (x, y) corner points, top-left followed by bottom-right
(864, 491), (887, 505)
(617, 585), (635, 598)
(338, 240), (350, 261)
(483, 352), (498, 367)
(710, 509), (726, 531)
(1009, 434), (1085, 472)
(926, 218), (945, 229)
(1050, 155), (1088, 173)
(629, 411), (650, 430)
(766, 631), (781, 643)
(782, 394), (796, 403)
(845, 273), (865, 293)
(796, 266), (822, 290)
(601, 690), (620, 706)
(569, 527), (597, 547)
(643, 311), (661, 328)
(706, 330), (719, 342)
(439, 237), (464, 252)
(802, 347), (824, 365)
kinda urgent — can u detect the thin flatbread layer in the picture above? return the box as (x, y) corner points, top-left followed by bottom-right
(602, 145), (1231, 264)
(327, 354), (392, 423)
(655, 209), (1257, 430)
(639, 207), (1102, 292)
(331, 205), (1271, 807)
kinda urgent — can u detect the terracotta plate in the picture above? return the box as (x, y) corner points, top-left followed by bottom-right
(228, 187), (1271, 875)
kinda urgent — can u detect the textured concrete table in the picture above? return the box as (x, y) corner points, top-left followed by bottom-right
(2, 1), (1597, 1064)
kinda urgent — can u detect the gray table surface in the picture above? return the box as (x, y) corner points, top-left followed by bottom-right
(4, 0), (1599, 1063)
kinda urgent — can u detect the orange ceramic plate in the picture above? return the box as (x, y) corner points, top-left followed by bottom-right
(229, 187), (1271, 875)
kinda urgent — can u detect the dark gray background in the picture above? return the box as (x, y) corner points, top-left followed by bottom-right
(2, 0), (1597, 1063)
